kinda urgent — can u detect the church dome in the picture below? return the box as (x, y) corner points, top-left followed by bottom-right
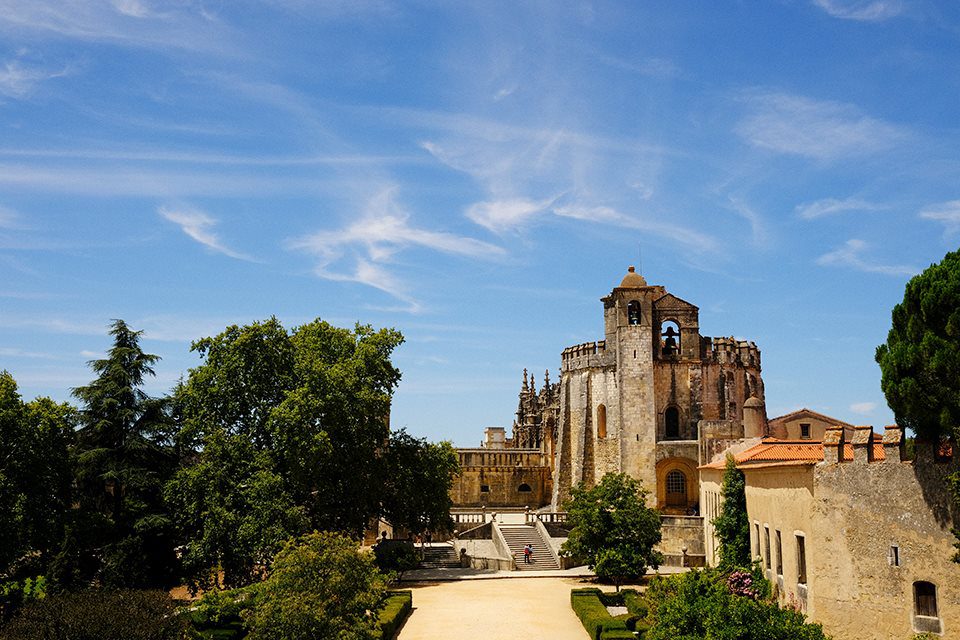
(619, 265), (647, 288)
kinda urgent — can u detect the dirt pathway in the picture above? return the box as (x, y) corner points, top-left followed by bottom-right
(396, 577), (595, 640)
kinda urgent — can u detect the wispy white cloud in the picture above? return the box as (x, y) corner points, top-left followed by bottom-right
(0, 0), (239, 56)
(553, 204), (719, 252)
(919, 200), (960, 236)
(812, 0), (903, 22)
(795, 197), (884, 219)
(0, 347), (56, 359)
(290, 187), (505, 313)
(466, 197), (554, 233)
(816, 238), (917, 276)
(849, 401), (877, 414)
(736, 92), (906, 160)
(725, 196), (769, 246)
(0, 58), (69, 99)
(157, 205), (254, 261)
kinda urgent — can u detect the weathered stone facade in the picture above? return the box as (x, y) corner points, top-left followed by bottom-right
(703, 426), (960, 639)
(449, 266), (767, 515)
(551, 267), (765, 510)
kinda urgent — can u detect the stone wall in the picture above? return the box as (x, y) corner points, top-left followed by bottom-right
(450, 451), (552, 508)
(810, 448), (960, 639)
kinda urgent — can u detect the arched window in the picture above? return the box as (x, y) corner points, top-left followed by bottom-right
(518, 483), (532, 493)
(661, 320), (680, 356)
(597, 404), (607, 439)
(914, 581), (938, 617)
(665, 406), (680, 439)
(627, 301), (641, 325)
(665, 470), (687, 506)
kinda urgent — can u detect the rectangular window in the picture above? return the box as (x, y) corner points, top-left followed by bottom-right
(480, 485), (490, 493)
(796, 535), (807, 584)
(914, 581), (938, 617)
(763, 525), (771, 570)
(754, 523), (760, 559)
(800, 423), (811, 439)
(890, 545), (900, 567)
(775, 530), (783, 576)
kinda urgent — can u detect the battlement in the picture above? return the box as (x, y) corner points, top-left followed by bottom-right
(822, 425), (904, 464)
(707, 336), (761, 368)
(560, 340), (612, 371)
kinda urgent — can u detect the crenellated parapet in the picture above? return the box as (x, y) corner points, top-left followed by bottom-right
(708, 336), (761, 368)
(560, 340), (614, 371)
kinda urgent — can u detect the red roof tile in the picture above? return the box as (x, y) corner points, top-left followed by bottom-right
(700, 437), (886, 469)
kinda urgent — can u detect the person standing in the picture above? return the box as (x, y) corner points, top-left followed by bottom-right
(523, 543), (532, 564)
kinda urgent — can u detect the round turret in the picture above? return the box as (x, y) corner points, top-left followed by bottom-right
(743, 396), (767, 438)
(619, 265), (647, 288)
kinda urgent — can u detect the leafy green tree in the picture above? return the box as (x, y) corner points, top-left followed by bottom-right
(164, 432), (308, 591)
(381, 430), (459, 538)
(560, 473), (663, 590)
(169, 317), (404, 586)
(713, 455), (751, 571)
(0, 372), (75, 579)
(69, 320), (177, 588)
(245, 531), (390, 640)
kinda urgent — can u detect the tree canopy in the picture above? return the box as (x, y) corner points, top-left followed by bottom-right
(560, 472), (663, 590)
(245, 532), (390, 640)
(876, 248), (960, 441)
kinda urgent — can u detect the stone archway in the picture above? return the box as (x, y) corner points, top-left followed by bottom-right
(655, 457), (699, 513)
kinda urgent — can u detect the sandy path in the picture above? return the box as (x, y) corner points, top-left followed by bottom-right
(396, 577), (594, 640)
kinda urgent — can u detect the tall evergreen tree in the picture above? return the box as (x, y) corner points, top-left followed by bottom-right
(67, 320), (176, 588)
(713, 455), (751, 571)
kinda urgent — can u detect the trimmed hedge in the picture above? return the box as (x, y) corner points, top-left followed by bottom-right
(570, 588), (630, 640)
(378, 590), (413, 640)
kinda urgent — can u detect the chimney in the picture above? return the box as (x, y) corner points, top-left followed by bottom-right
(823, 426), (844, 464)
(851, 426), (875, 463)
(882, 425), (904, 463)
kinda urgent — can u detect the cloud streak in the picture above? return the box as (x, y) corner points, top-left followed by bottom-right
(796, 197), (884, 219)
(812, 0), (903, 22)
(0, 58), (70, 99)
(158, 205), (254, 261)
(816, 239), (917, 276)
(919, 200), (960, 236)
(737, 92), (906, 160)
(291, 187), (506, 312)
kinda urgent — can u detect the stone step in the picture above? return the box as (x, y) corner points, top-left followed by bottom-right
(497, 525), (560, 570)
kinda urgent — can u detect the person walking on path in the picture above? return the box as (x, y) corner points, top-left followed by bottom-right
(523, 544), (532, 564)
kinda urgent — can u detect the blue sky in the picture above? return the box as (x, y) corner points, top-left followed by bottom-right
(1, 0), (958, 445)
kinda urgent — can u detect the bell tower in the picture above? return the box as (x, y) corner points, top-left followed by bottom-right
(603, 266), (662, 497)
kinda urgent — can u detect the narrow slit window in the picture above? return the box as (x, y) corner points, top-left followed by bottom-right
(763, 526), (771, 570)
(796, 535), (807, 584)
(775, 530), (783, 576)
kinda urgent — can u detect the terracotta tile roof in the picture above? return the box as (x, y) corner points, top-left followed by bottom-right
(699, 437), (886, 470)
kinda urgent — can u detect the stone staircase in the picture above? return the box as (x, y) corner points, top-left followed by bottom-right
(498, 524), (559, 571)
(418, 544), (461, 569)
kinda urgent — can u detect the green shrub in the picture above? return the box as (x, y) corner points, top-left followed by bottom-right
(0, 589), (188, 640)
(643, 568), (830, 640)
(377, 590), (413, 640)
(571, 589), (629, 640)
(600, 631), (635, 640)
(0, 576), (47, 621)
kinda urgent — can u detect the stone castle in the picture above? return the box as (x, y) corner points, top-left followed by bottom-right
(448, 265), (959, 640)
(451, 265), (767, 514)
